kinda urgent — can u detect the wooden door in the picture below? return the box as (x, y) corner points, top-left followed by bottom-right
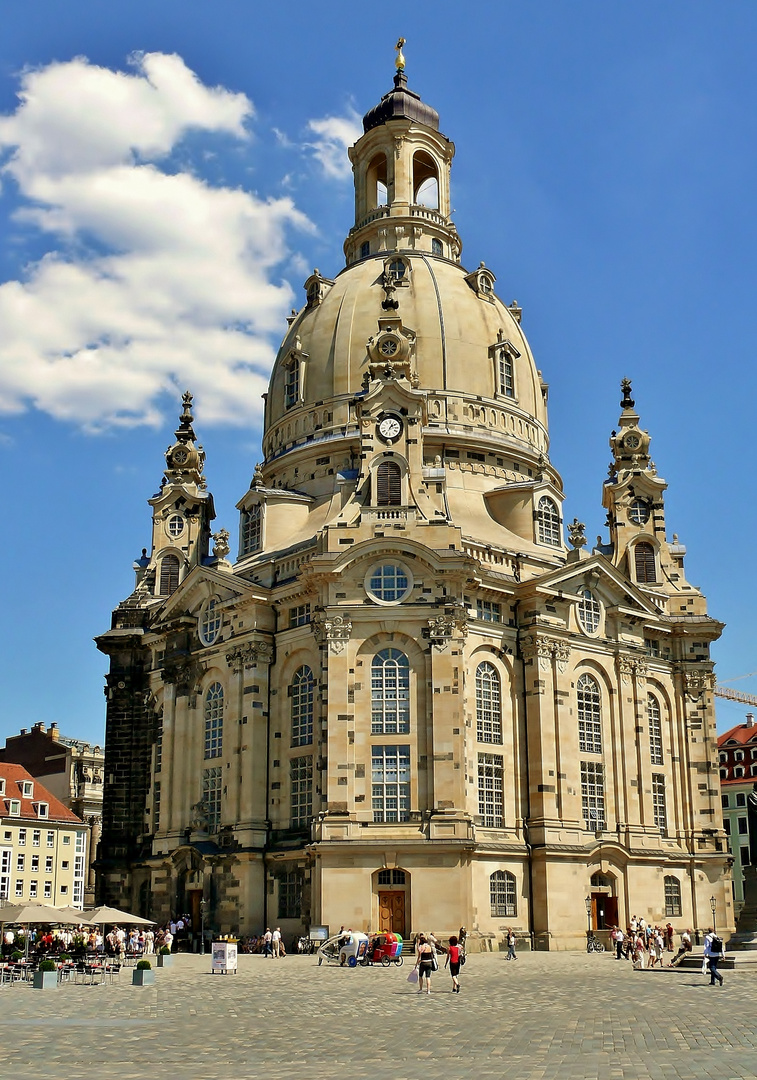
(378, 892), (405, 935)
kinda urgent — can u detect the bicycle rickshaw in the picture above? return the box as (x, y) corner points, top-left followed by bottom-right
(359, 931), (404, 966)
(317, 931), (369, 967)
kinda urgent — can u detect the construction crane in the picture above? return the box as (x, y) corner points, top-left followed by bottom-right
(714, 685), (757, 707)
(714, 669), (757, 707)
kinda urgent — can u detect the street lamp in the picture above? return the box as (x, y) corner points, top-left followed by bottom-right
(585, 894), (592, 939)
(710, 895), (716, 934)
(200, 899), (207, 956)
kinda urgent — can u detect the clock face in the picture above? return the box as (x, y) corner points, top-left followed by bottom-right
(378, 416), (402, 442)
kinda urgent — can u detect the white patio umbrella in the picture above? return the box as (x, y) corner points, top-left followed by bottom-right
(0, 903), (94, 957)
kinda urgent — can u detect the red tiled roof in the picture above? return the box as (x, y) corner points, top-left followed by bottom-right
(0, 761), (82, 824)
(718, 723), (757, 747)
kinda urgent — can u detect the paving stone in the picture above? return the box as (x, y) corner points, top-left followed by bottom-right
(2, 952), (757, 1080)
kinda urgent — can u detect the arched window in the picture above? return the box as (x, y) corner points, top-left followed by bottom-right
(284, 359), (299, 409)
(634, 542), (657, 584)
(366, 152), (388, 210)
(376, 461), (402, 506)
(735, 766), (746, 778)
(431, 238), (443, 256)
(577, 590), (601, 634)
(577, 673), (602, 754)
(158, 554), (180, 595)
(497, 348), (514, 398)
(490, 870), (516, 917)
(537, 497), (561, 546)
(648, 693), (663, 765)
(413, 151), (439, 208)
(204, 683), (224, 759)
(720, 767), (728, 780)
(291, 666), (315, 746)
(241, 504), (262, 556)
(476, 662), (502, 743)
(371, 649), (410, 734)
(664, 876), (682, 917)
(387, 258), (407, 282)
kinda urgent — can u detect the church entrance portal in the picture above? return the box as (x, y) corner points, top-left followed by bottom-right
(375, 868), (408, 936)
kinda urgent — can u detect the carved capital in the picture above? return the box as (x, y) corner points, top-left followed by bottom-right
(312, 613), (352, 654)
(162, 658), (203, 701)
(683, 669), (715, 701)
(520, 634), (569, 672)
(426, 605), (468, 650)
(225, 640), (273, 673)
(616, 654), (648, 685)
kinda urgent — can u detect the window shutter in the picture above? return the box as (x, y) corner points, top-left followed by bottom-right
(634, 542), (656, 583)
(376, 462), (402, 506)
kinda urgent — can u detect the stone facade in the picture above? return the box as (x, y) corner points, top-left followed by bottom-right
(97, 59), (732, 948)
(718, 716), (757, 916)
(0, 762), (88, 907)
(0, 722), (103, 904)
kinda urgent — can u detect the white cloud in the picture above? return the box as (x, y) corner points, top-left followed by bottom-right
(0, 52), (314, 430)
(305, 110), (362, 179)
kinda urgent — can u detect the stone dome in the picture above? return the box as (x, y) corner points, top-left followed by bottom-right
(264, 253), (548, 462)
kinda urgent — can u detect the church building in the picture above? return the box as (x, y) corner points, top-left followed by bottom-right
(97, 52), (732, 949)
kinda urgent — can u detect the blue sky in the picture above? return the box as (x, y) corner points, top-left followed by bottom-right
(2, 1), (757, 747)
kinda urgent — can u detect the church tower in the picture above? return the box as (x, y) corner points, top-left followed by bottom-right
(98, 48), (732, 947)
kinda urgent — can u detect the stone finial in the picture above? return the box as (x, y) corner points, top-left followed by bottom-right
(251, 463), (264, 489)
(620, 378), (635, 409)
(568, 518), (587, 549)
(212, 529), (230, 559)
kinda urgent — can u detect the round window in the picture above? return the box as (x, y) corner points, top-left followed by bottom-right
(380, 337), (399, 357)
(365, 563), (412, 604)
(199, 597), (222, 646)
(628, 498), (650, 525)
(167, 514), (184, 538)
(578, 589), (601, 634)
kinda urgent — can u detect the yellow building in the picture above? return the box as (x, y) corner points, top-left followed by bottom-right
(97, 60), (731, 949)
(0, 762), (88, 907)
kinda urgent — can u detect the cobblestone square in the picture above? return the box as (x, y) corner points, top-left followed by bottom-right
(3, 951), (757, 1080)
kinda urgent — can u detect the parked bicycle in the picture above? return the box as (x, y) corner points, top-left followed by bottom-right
(586, 933), (605, 953)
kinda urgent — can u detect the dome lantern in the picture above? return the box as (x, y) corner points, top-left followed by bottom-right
(345, 41), (460, 265)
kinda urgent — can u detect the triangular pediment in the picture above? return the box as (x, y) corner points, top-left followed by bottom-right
(152, 564), (264, 625)
(522, 553), (663, 620)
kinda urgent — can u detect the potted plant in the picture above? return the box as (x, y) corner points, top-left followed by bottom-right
(11, 950), (23, 962)
(33, 959), (58, 989)
(132, 959), (155, 986)
(157, 945), (173, 968)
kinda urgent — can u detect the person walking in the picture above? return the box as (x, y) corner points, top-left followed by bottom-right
(263, 927), (273, 958)
(445, 934), (462, 993)
(703, 927), (724, 986)
(612, 926), (624, 960)
(414, 933), (435, 994)
(505, 928), (517, 961)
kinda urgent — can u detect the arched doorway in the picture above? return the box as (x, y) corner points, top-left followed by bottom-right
(590, 872), (618, 929)
(375, 868), (409, 936)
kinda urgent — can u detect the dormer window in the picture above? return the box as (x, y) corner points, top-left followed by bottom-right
(0, 779), (4, 796)
(465, 262), (496, 301)
(240, 503), (262, 556)
(8, 800), (20, 817)
(22, 781), (33, 799)
(383, 256), (410, 288)
(284, 358), (300, 409)
(536, 496), (561, 547)
(36, 803), (48, 819)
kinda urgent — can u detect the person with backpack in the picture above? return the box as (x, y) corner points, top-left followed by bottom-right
(703, 928), (725, 986)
